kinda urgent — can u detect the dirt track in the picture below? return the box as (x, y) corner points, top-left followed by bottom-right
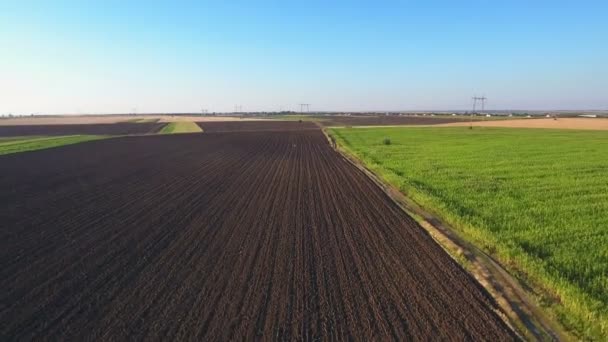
(0, 122), (166, 137)
(1, 125), (516, 340)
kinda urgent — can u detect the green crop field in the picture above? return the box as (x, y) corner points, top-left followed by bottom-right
(125, 118), (159, 123)
(329, 126), (608, 339)
(0, 135), (106, 156)
(160, 121), (202, 134)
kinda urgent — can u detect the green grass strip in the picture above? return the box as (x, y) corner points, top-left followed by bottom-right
(329, 126), (608, 340)
(0, 135), (107, 156)
(125, 118), (159, 123)
(160, 122), (202, 134)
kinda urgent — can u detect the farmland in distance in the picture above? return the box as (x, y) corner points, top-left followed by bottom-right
(330, 126), (608, 339)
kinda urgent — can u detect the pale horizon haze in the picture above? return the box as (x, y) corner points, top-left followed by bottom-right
(1, 1), (607, 114)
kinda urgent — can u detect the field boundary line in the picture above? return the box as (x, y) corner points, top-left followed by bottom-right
(320, 128), (571, 341)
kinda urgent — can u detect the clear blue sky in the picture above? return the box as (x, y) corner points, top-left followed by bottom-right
(1, 0), (607, 114)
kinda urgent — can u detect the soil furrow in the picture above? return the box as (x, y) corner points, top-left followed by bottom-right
(1, 124), (517, 340)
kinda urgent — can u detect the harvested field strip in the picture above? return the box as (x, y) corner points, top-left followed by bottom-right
(1, 129), (515, 340)
(0, 135), (106, 155)
(441, 117), (608, 130)
(318, 115), (482, 127)
(160, 121), (203, 134)
(0, 122), (167, 137)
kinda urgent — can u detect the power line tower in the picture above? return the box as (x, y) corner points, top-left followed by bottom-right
(299, 104), (310, 113)
(470, 96), (488, 128)
(471, 96), (487, 114)
(479, 96), (487, 114)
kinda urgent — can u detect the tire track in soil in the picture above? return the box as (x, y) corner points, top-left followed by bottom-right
(1, 127), (517, 340)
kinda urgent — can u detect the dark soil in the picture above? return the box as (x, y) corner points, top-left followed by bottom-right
(198, 120), (319, 132)
(0, 122), (166, 137)
(0, 124), (516, 340)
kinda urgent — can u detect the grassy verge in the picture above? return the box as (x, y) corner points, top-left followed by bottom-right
(329, 126), (607, 340)
(160, 122), (202, 134)
(125, 118), (159, 123)
(0, 135), (107, 155)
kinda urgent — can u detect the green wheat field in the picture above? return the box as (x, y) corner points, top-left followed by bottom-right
(330, 126), (607, 339)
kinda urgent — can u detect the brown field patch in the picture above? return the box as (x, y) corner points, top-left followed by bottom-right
(441, 117), (608, 130)
(318, 115), (475, 127)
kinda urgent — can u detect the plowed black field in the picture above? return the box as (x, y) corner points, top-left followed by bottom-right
(0, 125), (516, 340)
(198, 120), (318, 132)
(0, 122), (166, 137)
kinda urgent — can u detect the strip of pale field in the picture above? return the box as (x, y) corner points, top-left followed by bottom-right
(124, 118), (160, 123)
(441, 117), (608, 130)
(0, 116), (129, 126)
(329, 126), (608, 340)
(0, 135), (107, 155)
(0, 115), (260, 126)
(160, 121), (203, 134)
(156, 116), (264, 123)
